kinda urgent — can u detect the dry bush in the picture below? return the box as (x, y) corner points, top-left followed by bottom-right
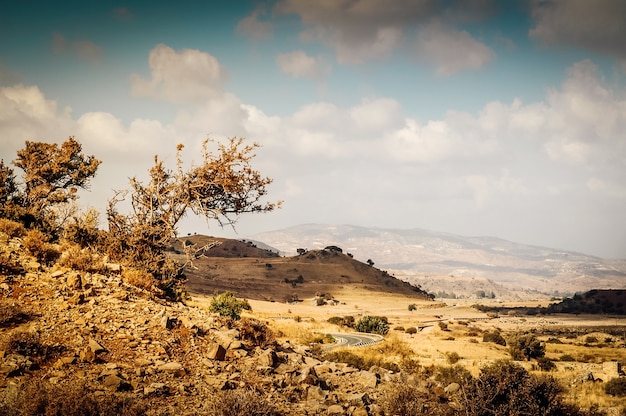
(2, 331), (65, 366)
(57, 245), (105, 273)
(0, 219), (25, 238)
(460, 360), (585, 416)
(433, 364), (473, 386)
(23, 228), (60, 265)
(236, 318), (275, 348)
(62, 208), (102, 248)
(0, 379), (146, 416)
(605, 378), (626, 397)
(378, 380), (455, 416)
(0, 251), (23, 276)
(445, 351), (461, 364)
(204, 388), (281, 416)
(323, 349), (366, 369)
(482, 331), (506, 346)
(0, 301), (30, 328)
(122, 268), (159, 292)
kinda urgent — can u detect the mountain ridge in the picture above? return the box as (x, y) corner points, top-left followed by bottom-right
(252, 224), (626, 298)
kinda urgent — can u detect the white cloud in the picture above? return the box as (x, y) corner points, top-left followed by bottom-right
(529, 0), (626, 68)
(415, 20), (494, 75)
(276, 50), (330, 81)
(131, 44), (228, 104)
(236, 10), (273, 38)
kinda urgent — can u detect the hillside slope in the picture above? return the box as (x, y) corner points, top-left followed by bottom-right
(252, 224), (626, 297)
(173, 238), (433, 303)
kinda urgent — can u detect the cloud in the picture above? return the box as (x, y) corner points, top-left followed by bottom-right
(415, 20), (494, 75)
(131, 44), (228, 104)
(236, 10), (273, 38)
(113, 7), (133, 20)
(529, 0), (626, 68)
(51, 33), (103, 64)
(274, 0), (435, 64)
(276, 50), (330, 80)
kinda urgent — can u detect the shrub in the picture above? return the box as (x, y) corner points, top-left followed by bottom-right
(209, 291), (251, 320)
(0, 379), (146, 416)
(605, 377), (626, 397)
(434, 364), (472, 386)
(121, 268), (159, 292)
(394, 326), (405, 332)
(0, 251), (23, 276)
(237, 318), (274, 348)
(327, 316), (355, 328)
(23, 228), (60, 265)
(461, 360), (582, 416)
(438, 321), (449, 331)
(0, 301), (29, 328)
(507, 334), (545, 361)
(405, 327), (418, 335)
(379, 381), (454, 416)
(537, 357), (557, 371)
(585, 336), (598, 344)
(408, 303), (417, 311)
(205, 388), (281, 415)
(482, 331), (507, 346)
(446, 351), (461, 364)
(355, 315), (389, 335)
(0, 218), (26, 238)
(57, 246), (105, 273)
(323, 350), (366, 370)
(560, 354), (576, 362)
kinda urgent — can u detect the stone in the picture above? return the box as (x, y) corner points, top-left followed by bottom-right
(326, 404), (344, 415)
(144, 383), (169, 396)
(160, 315), (178, 330)
(258, 350), (278, 368)
(50, 270), (66, 278)
(206, 343), (226, 361)
(88, 339), (106, 354)
(357, 370), (379, 388)
(307, 385), (327, 401)
(66, 273), (83, 289)
(158, 362), (185, 377)
(103, 374), (131, 391)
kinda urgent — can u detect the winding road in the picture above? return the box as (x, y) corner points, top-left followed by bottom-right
(325, 332), (384, 348)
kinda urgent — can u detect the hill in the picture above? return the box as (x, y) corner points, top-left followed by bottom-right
(171, 237), (433, 304)
(252, 224), (626, 298)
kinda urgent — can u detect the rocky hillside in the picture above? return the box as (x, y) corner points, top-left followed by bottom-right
(253, 224), (626, 297)
(0, 232), (440, 415)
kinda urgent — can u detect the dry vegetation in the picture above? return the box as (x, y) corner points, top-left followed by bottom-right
(1, 137), (626, 415)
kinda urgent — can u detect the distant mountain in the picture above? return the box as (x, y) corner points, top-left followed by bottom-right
(252, 224), (626, 299)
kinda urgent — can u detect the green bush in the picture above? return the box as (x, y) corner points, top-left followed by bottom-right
(209, 291), (251, 320)
(355, 315), (389, 335)
(537, 357), (557, 371)
(605, 377), (626, 397)
(482, 331), (506, 346)
(507, 333), (545, 361)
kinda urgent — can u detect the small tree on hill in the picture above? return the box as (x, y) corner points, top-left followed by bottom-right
(106, 138), (280, 300)
(507, 334), (545, 361)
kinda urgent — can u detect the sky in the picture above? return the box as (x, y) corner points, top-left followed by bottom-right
(1, 0), (625, 259)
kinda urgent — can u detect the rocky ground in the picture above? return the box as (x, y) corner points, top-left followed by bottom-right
(0, 235), (452, 415)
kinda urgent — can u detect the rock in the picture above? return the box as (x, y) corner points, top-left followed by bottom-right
(307, 385), (327, 401)
(144, 382), (169, 396)
(88, 339), (106, 354)
(67, 293), (85, 305)
(346, 393), (371, 406)
(50, 270), (66, 278)
(357, 370), (379, 388)
(103, 374), (131, 391)
(105, 263), (122, 273)
(158, 362), (185, 377)
(445, 383), (460, 394)
(327, 404), (344, 415)
(160, 315), (178, 330)
(299, 366), (319, 385)
(66, 273), (83, 289)
(206, 343), (226, 361)
(258, 350), (278, 368)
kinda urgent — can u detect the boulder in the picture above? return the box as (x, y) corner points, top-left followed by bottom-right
(206, 343), (227, 361)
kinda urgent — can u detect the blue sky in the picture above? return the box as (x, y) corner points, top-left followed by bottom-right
(1, 0), (626, 258)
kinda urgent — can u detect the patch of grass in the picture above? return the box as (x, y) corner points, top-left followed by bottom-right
(205, 388), (281, 415)
(0, 379), (146, 416)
